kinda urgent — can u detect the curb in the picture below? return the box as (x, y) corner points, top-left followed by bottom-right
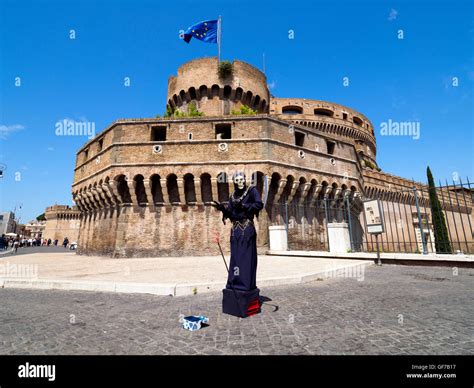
(0, 260), (373, 296)
(266, 250), (474, 267)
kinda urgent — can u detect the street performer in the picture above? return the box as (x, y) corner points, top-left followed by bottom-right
(212, 172), (264, 317)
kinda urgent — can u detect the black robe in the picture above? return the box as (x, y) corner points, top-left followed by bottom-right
(222, 186), (264, 291)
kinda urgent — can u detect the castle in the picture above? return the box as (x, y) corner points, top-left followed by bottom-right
(71, 57), (473, 257)
(43, 205), (81, 243)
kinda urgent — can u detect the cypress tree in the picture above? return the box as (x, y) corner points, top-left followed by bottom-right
(427, 167), (452, 253)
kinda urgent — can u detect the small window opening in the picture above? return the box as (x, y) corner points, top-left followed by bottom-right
(215, 124), (232, 139)
(295, 131), (305, 147)
(151, 126), (167, 141)
(326, 141), (336, 155)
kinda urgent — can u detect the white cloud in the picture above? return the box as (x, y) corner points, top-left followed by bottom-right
(388, 9), (398, 21)
(0, 124), (24, 140)
(268, 80), (277, 89)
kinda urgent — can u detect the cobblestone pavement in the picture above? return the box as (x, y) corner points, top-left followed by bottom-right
(0, 265), (472, 355)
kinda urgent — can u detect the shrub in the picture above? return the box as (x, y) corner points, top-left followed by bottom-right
(188, 101), (204, 117)
(165, 102), (204, 118)
(217, 61), (233, 78)
(173, 109), (186, 118)
(164, 105), (173, 118)
(231, 105), (257, 115)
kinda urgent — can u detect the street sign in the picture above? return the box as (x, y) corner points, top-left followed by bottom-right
(363, 199), (385, 234)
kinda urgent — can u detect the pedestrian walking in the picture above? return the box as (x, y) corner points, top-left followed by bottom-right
(11, 237), (19, 254)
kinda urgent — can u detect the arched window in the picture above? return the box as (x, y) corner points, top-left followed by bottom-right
(189, 87), (197, 100)
(253, 95), (261, 110)
(211, 84), (220, 99)
(134, 175), (148, 205)
(167, 174), (180, 203)
(353, 116), (363, 126)
(223, 85), (232, 99)
(314, 108), (334, 117)
(234, 87), (243, 101)
(151, 174), (164, 204)
(199, 85), (208, 99)
(184, 174), (196, 203)
(200, 173), (213, 203)
(217, 172), (229, 202)
(243, 91), (253, 106)
(282, 106), (303, 115)
(116, 175), (132, 204)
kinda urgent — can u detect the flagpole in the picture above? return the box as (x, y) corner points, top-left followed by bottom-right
(218, 15), (222, 63)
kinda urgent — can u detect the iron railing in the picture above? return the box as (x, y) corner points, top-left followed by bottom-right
(269, 178), (473, 254)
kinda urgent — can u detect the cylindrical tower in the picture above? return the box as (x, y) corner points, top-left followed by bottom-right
(167, 57), (270, 116)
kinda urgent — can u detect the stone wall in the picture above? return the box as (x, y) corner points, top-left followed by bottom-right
(77, 203), (270, 257)
(43, 205), (81, 243)
(167, 57), (270, 115)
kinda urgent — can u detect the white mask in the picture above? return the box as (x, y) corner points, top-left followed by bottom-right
(234, 175), (245, 190)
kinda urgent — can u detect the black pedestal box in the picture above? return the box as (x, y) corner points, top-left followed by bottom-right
(222, 288), (261, 318)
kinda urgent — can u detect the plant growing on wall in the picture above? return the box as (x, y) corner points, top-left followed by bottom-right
(173, 109), (186, 118)
(217, 60), (233, 79)
(187, 101), (204, 117)
(427, 166), (452, 253)
(165, 102), (204, 118)
(231, 105), (257, 115)
(164, 105), (173, 118)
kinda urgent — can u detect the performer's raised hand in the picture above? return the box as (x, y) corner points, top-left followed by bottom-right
(212, 201), (225, 212)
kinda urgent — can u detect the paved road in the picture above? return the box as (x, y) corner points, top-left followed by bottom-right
(0, 246), (72, 257)
(0, 265), (472, 355)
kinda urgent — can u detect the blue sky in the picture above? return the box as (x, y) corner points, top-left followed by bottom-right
(1, 0), (473, 222)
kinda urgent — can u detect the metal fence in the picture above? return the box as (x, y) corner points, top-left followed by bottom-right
(270, 178), (473, 255)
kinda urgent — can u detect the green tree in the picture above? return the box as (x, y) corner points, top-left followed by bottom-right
(36, 213), (46, 221)
(427, 166), (452, 253)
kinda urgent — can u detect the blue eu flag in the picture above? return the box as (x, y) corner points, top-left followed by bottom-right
(183, 20), (218, 44)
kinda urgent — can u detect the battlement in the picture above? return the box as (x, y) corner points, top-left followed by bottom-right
(167, 57), (270, 115)
(45, 205), (80, 220)
(271, 98), (376, 159)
